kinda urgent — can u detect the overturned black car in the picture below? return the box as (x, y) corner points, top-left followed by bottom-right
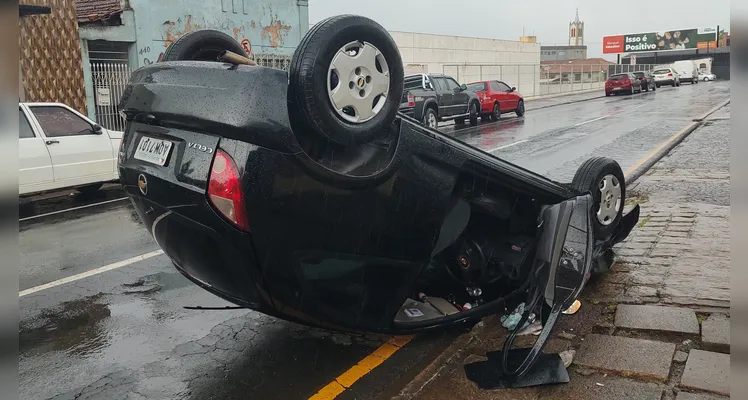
(118, 15), (639, 379)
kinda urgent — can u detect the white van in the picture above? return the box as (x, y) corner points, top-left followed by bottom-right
(19, 102), (123, 196)
(672, 60), (699, 84)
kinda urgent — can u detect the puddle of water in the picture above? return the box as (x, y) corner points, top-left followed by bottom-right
(20, 293), (112, 358)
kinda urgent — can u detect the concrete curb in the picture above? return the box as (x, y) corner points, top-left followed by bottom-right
(626, 98), (730, 185)
(391, 318), (493, 400)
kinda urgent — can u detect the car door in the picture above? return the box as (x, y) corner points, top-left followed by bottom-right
(488, 81), (505, 111)
(496, 81), (517, 111)
(18, 106), (54, 194)
(26, 103), (115, 186)
(433, 77), (454, 117)
(445, 77), (470, 115)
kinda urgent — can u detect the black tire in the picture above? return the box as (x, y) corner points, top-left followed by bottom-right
(288, 15), (404, 146)
(162, 30), (247, 62)
(490, 103), (501, 121)
(76, 183), (104, 194)
(515, 99), (525, 117)
(570, 157), (626, 240)
(656, 83), (660, 88)
(469, 102), (479, 126)
(672, 81), (676, 87)
(422, 107), (438, 129)
(605, 92), (611, 97)
(652, 83), (656, 91)
(644, 83), (649, 92)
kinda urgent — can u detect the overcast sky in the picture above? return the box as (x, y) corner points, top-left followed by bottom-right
(308, 0), (731, 60)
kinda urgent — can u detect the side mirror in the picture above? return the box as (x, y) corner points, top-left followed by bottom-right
(93, 124), (103, 134)
(460, 84), (467, 91)
(510, 87), (516, 92)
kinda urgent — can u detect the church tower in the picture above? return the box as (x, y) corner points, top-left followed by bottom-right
(569, 8), (584, 46)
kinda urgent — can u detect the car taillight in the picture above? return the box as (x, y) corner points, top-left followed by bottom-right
(667, 73), (673, 77)
(407, 94), (415, 108)
(477, 91), (486, 100)
(208, 149), (249, 232)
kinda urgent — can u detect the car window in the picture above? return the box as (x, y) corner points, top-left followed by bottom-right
(609, 74), (628, 80)
(490, 81), (501, 91)
(433, 77), (447, 91)
(445, 78), (460, 90)
(30, 106), (94, 138)
(633, 72), (645, 78)
(404, 76), (423, 90)
(496, 81), (511, 91)
(19, 108), (35, 139)
(466, 82), (487, 92)
(653, 69), (671, 74)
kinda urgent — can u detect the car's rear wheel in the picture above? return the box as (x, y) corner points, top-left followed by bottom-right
(423, 107), (438, 129)
(162, 30), (247, 62)
(571, 157), (626, 240)
(490, 103), (501, 121)
(288, 15), (404, 146)
(469, 102), (479, 126)
(515, 100), (525, 117)
(644, 83), (649, 92)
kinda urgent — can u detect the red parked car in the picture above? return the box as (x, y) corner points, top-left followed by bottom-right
(466, 80), (525, 121)
(605, 73), (642, 96)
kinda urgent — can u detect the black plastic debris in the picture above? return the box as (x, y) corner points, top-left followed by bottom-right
(464, 348), (570, 389)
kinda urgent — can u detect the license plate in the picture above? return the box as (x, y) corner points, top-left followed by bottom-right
(134, 136), (173, 166)
(613, 87), (621, 90)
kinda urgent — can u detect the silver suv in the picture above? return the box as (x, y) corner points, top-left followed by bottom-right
(652, 67), (681, 88)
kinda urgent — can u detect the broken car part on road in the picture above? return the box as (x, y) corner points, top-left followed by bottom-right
(117, 14), (639, 383)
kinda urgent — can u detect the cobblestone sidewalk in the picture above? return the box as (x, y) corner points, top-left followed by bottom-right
(392, 104), (730, 400)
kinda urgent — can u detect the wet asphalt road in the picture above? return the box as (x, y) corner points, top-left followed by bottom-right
(19, 81), (730, 400)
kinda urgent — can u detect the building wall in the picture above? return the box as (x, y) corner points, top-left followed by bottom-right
(20, 0), (87, 113)
(540, 46), (587, 61)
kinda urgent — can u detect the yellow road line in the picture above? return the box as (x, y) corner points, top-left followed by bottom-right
(309, 335), (414, 400)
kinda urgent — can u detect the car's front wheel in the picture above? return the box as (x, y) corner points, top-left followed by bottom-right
(469, 102), (479, 126)
(571, 157), (626, 240)
(515, 100), (525, 117)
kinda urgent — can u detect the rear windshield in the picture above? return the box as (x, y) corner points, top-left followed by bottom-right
(466, 82), (487, 92)
(609, 74), (628, 80)
(633, 72), (645, 77)
(404, 77), (424, 90)
(653, 69), (671, 74)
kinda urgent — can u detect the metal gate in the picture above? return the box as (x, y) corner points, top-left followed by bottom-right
(88, 40), (132, 132)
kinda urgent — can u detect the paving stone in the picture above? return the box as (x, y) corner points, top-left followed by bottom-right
(701, 314), (730, 353)
(673, 351), (689, 363)
(675, 391), (727, 400)
(575, 334), (675, 382)
(539, 372), (664, 400)
(679, 350), (730, 395)
(615, 305), (700, 334)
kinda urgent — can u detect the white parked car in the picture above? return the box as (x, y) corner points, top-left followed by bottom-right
(652, 67), (681, 88)
(19, 102), (123, 196)
(698, 71), (717, 81)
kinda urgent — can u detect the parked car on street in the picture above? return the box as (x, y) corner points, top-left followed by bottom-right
(465, 80), (525, 121)
(698, 71), (717, 81)
(633, 71), (657, 92)
(673, 60), (699, 84)
(19, 102), (123, 196)
(652, 67), (681, 87)
(400, 73), (481, 129)
(605, 73), (642, 96)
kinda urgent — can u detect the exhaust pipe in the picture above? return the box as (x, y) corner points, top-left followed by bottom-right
(217, 50), (257, 66)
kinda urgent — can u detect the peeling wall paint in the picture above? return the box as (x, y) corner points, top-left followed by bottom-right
(128, 0), (306, 68)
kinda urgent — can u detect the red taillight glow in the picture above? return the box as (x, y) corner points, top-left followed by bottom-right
(407, 94), (415, 108)
(667, 73), (673, 77)
(208, 149), (249, 231)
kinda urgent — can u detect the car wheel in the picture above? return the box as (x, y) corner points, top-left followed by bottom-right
(76, 183), (104, 194)
(515, 100), (525, 117)
(422, 107), (438, 129)
(672, 81), (676, 87)
(162, 29), (247, 62)
(469, 102), (479, 126)
(490, 103), (501, 121)
(288, 15), (404, 146)
(571, 157), (626, 240)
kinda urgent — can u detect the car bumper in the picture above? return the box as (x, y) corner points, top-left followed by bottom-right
(655, 79), (674, 85)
